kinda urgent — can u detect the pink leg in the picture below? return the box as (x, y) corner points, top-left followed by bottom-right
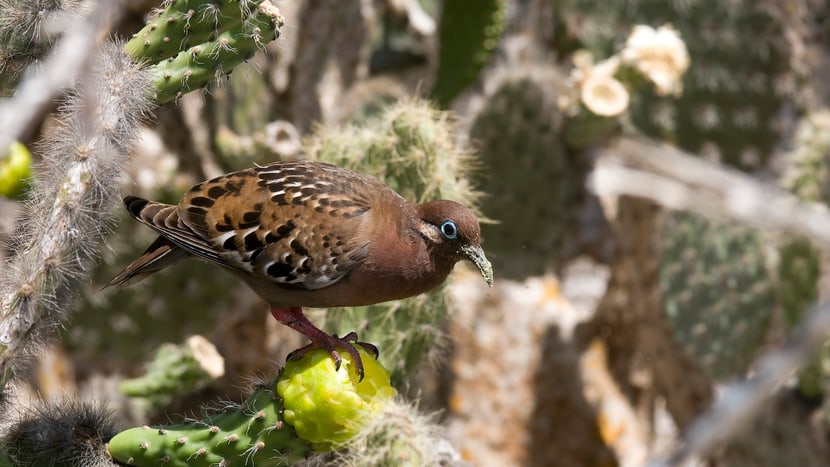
(269, 306), (377, 380)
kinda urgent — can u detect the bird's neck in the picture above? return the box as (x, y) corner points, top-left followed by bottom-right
(360, 227), (453, 299)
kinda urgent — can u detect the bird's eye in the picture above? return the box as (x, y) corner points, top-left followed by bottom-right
(440, 220), (458, 239)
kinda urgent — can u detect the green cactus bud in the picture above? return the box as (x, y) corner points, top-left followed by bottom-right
(277, 345), (396, 450)
(0, 141), (32, 199)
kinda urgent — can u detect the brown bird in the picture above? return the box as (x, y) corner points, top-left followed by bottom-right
(109, 160), (493, 378)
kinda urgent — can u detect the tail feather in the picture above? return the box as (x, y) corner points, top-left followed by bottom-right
(107, 235), (188, 287)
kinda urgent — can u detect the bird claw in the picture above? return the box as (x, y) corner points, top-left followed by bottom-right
(286, 332), (379, 382)
(338, 332), (380, 360)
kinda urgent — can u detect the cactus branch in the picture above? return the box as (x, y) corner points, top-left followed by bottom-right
(0, 41), (152, 389)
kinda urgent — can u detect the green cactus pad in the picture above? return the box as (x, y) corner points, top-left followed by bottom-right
(123, 0), (284, 105)
(470, 75), (581, 279)
(107, 380), (312, 466)
(277, 345), (396, 450)
(659, 211), (775, 379)
(307, 99), (480, 209)
(431, 0), (505, 106)
(138, 1), (283, 104)
(125, 0), (251, 62)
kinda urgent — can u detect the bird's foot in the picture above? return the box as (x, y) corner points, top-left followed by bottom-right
(287, 331), (379, 381)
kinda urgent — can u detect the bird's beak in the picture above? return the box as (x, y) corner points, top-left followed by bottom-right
(460, 244), (494, 287)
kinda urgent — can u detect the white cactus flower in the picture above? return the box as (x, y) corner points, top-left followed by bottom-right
(621, 24), (690, 96)
(580, 74), (630, 117)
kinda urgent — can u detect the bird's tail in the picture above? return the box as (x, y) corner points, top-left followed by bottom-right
(106, 235), (188, 287)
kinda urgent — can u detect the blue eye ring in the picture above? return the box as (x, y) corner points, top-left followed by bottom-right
(440, 220), (458, 239)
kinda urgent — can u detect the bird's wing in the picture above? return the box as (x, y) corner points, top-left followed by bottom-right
(123, 196), (225, 265)
(178, 160), (379, 290)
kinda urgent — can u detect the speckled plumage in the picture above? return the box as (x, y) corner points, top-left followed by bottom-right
(110, 160), (493, 377)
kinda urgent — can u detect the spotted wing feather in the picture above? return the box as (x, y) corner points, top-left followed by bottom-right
(123, 196), (224, 264)
(178, 160), (385, 290)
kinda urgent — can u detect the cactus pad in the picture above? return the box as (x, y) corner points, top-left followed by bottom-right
(659, 211), (775, 379)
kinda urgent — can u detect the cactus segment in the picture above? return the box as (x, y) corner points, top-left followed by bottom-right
(146, 2), (282, 104)
(107, 380), (312, 466)
(119, 335), (225, 410)
(125, 0), (252, 63)
(431, 0), (505, 107)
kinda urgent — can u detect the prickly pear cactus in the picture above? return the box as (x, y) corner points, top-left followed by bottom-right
(659, 211), (775, 379)
(469, 74), (582, 279)
(779, 110), (827, 403)
(555, 0), (793, 170)
(431, 0), (505, 106)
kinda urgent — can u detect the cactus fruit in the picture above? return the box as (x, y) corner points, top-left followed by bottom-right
(119, 335), (225, 411)
(431, 0), (505, 107)
(124, 0), (284, 105)
(277, 345), (396, 450)
(0, 142), (32, 199)
(659, 211), (775, 379)
(469, 74), (582, 279)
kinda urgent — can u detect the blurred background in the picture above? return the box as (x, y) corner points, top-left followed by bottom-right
(3, 0), (830, 465)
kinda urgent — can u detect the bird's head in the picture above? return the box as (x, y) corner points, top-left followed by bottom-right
(415, 200), (493, 287)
